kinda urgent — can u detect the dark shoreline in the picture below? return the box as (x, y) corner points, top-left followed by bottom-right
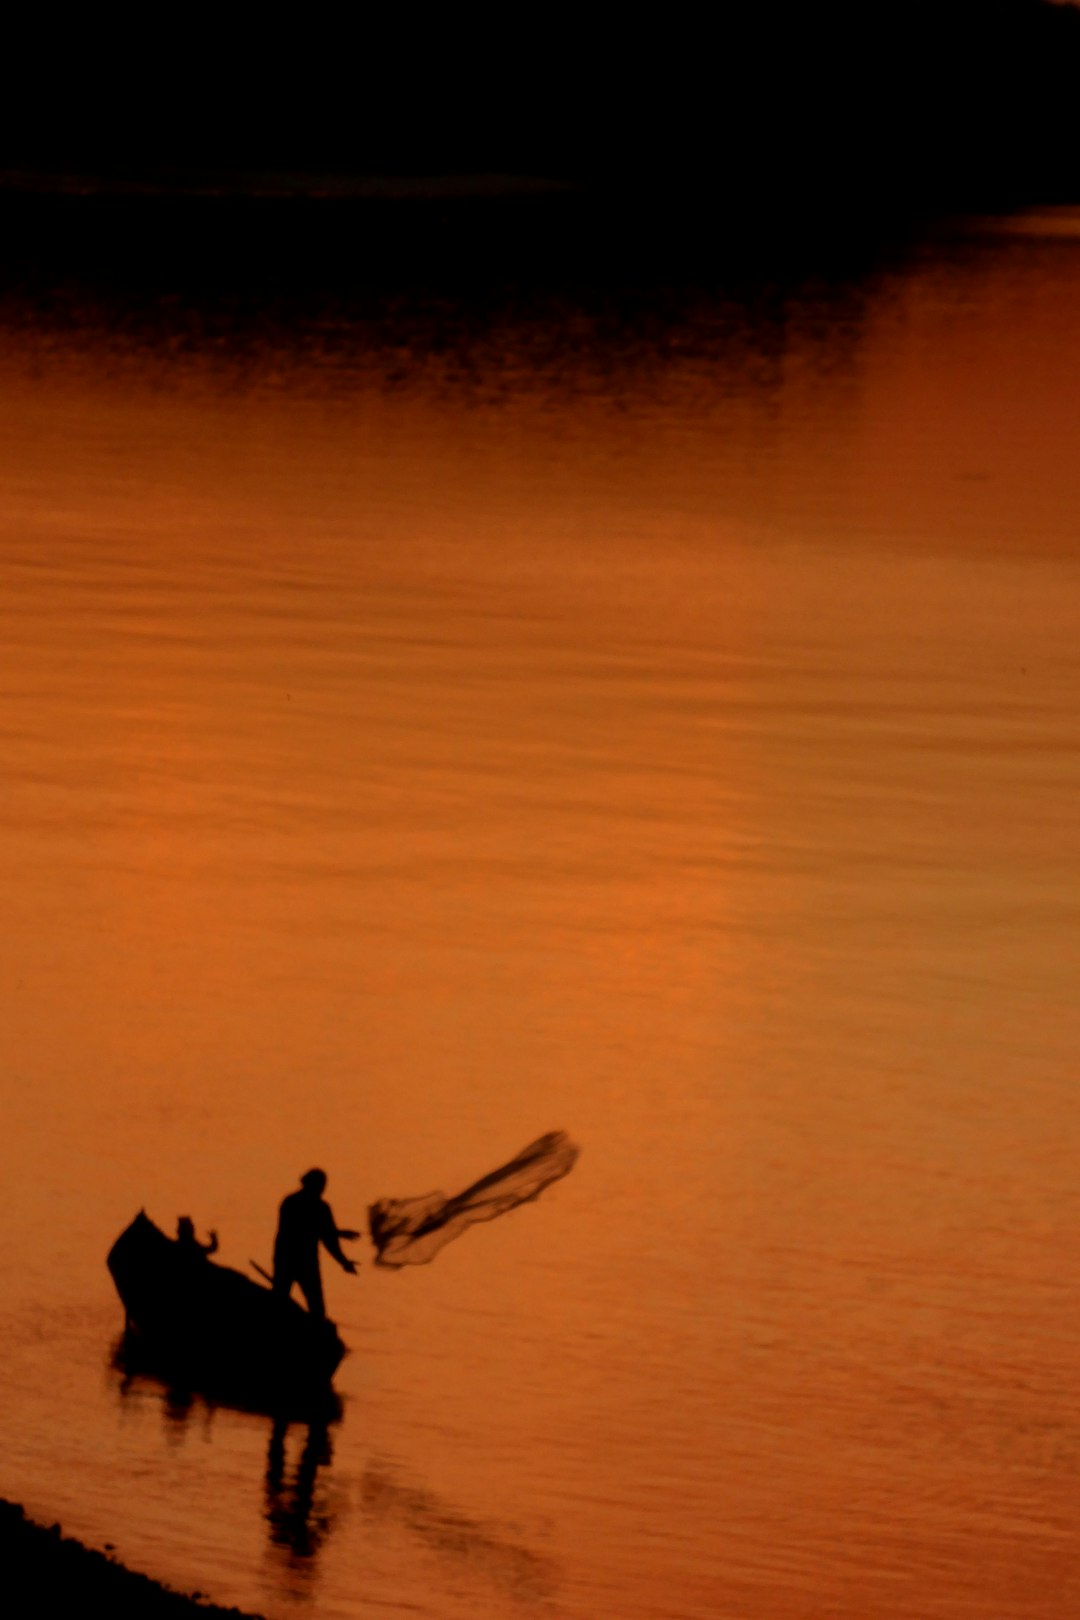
(0, 1499), (264, 1619)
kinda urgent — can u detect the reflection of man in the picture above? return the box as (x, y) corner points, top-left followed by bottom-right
(266, 1417), (334, 1559)
(273, 1169), (358, 1319)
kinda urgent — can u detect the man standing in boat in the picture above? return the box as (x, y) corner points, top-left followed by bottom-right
(272, 1168), (359, 1319)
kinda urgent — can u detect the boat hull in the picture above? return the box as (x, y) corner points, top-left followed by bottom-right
(107, 1213), (346, 1402)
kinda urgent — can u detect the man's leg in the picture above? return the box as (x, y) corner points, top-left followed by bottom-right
(272, 1260), (294, 1303)
(296, 1265), (325, 1319)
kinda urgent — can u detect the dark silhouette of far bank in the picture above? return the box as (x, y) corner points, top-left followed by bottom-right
(3, 1), (1080, 247)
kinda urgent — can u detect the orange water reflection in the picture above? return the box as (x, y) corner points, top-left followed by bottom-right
(1, 214), (1080, 1618)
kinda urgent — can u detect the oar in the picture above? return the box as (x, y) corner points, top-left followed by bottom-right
(250, 1259), (274, 1285)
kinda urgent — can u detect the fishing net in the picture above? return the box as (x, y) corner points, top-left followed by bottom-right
(368, 1131), (580, 1267)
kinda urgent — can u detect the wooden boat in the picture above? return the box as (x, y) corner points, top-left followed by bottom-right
(107, 1212), (346, 1401)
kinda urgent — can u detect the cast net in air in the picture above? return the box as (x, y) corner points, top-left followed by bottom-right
(368, 1131), (580, 1267)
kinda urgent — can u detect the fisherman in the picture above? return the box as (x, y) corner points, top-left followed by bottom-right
(272, 1169), (358, 1319)
(176, 1215), (218, 1258)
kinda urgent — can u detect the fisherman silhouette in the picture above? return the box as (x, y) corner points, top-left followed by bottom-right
(272, 1169), (359, 1319)
(175, 1215), (218, 1258)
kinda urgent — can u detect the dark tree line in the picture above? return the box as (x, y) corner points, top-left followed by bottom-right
(1, 2), (1078, 216)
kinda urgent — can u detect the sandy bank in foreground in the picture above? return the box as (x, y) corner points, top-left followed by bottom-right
(0, 1499), (264, 1618)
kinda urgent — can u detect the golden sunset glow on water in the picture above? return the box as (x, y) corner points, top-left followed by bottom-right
(1, 210), (1080, 1618)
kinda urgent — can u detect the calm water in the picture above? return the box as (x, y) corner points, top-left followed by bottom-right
(1, 207), (1080, 1620)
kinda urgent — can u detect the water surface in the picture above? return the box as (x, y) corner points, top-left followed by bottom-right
(1, 208), (1079, 1619)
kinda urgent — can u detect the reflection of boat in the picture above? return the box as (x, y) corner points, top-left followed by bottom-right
(107, 1212), (346, 1401)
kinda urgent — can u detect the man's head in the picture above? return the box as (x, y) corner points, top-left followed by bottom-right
(177, 1215), (194, 1241)
(300, 1168), (327, 1195)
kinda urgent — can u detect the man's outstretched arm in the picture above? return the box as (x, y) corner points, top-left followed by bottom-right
(320, 1203), (358, 1272)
